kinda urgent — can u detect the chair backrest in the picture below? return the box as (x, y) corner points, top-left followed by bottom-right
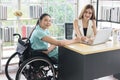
(65, 23), (73, 39)
(13, 33), (31, 62)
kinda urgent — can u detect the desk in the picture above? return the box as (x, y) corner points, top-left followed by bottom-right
(58, 41), (120, 80)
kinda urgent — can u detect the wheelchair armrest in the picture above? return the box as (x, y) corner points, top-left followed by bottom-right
(32, 49), (48, 52)
(30, 49), (49, 58)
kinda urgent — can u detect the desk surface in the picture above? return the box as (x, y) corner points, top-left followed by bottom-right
(59, 40), (120, 80)
(64, 41), (120, 55)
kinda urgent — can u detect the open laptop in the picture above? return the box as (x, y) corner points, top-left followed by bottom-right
(85, 28), (112, 45)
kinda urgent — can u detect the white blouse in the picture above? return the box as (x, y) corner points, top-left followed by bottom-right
(73, 19), (94, 38)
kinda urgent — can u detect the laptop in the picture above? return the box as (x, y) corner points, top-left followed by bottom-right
(85, 28), (112, 45)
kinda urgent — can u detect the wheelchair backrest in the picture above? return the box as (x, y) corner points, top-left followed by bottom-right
(13, 33), (31, 62)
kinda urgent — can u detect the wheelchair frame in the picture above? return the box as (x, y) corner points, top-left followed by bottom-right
(5, 33), (58, 80)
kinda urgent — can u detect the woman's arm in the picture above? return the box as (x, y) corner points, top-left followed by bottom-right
(73, 19), (82, 37)
(92, 20), (97, 36)
(82, 20), (97, 44)
(42, 44), (56, 54)
(41, 36), (80, 46)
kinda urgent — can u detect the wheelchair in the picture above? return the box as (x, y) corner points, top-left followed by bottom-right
(5, 33), (58, 80)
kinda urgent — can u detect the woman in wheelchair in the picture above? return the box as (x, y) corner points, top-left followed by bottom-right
(27, 13), (80, 80)
(5, 13), (80, 80)
(30, 13), (80, 61)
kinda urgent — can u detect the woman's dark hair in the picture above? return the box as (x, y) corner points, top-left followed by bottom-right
(29, 13), (51, 38)
(36, 13), (51, 26)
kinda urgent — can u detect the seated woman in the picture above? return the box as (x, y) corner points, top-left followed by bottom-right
(73, 4), (97, 44)
(30, 13), (80, 62)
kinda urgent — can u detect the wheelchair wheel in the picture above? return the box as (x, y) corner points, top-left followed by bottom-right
(5, 52), (19, 80)
(16, 57), (56, 80)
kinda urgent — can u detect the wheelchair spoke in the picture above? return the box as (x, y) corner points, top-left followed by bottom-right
(16, 57), (56, 80)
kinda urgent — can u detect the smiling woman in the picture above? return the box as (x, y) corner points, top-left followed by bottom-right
(73, 4), (97, 44)
(30, 13), (80, 61)
(0, 0), (78, 76)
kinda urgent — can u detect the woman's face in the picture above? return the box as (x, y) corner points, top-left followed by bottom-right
(83, 8), (93, 20)
(40, 16), (52, 29)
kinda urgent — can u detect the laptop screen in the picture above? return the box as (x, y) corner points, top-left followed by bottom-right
(92, 28), (112, 45)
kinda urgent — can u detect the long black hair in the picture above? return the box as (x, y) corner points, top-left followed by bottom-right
(35, 13), (51, 26)
(29, 13), (51, 38)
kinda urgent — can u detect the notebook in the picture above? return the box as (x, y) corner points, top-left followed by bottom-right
(85, 28), (112, 45)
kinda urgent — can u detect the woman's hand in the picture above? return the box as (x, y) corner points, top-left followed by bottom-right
(42, 45), (56, 54)
(81, 36), (94, 44)
(81, 36), (88, 42)
(87, 39), (93, 45)
(73, 37), (81, 43)
(42, 50), (49, 54)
